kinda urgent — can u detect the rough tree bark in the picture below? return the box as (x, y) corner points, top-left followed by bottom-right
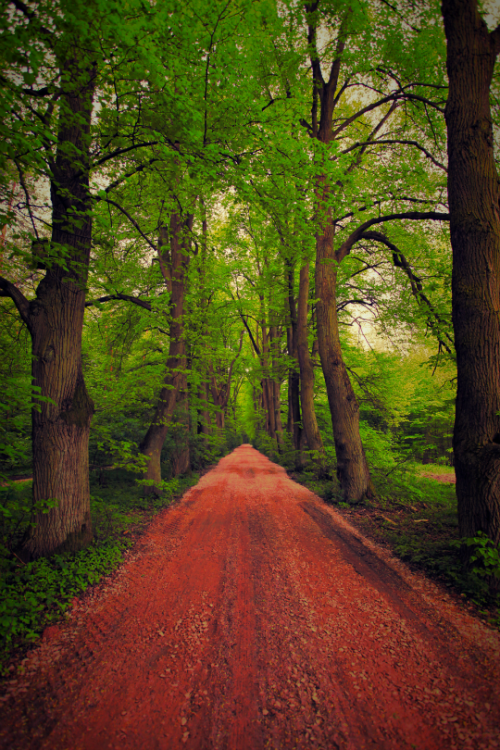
(171, 372), (190, 477)
(297, 262), (324, 456)
(139, 212), (193, 494)
(0, 48), (97, 559)
(198, 381), (212, 438)
(209, 333), (244, 432)
(285, 260), (302, 451)
(269, 325), (285, 449)
(442, 0), (500, 544)
(306, 5), (374, 501)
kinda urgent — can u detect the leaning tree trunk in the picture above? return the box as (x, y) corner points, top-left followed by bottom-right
(297, 262), (324, 455)
(302, 9), (373, 500)
(315, 216), (374, 502)
(140, 212), (193, 494)
(20, 54), (97, 559)
(442, 0), (500, 544)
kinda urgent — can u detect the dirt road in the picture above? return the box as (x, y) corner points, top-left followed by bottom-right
(1, 445), (499, 750)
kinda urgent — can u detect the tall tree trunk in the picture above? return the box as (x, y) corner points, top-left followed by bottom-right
(297, 262), (324, 455)
(304, 8), (373, 500)
(286, 261), (302, 450)
(18, 53), (97, 559)
(196, 201), (212, 440)
(172, 373), (190, 476)
(273, 379), (285, 448)
(442, 0), (500, 544)
(140, 212), (193, 493)
(315, 217), (374, 501)
(198, 381), (212, 438)
(269, 325), (284, 448)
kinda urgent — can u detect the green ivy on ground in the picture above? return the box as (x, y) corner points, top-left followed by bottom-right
(0, 469), (199, 674)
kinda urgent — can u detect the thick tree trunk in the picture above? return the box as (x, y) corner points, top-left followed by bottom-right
(140, 212), (193, 493)
(20, 54), (97, 559)
(315, 221), (374, 502)
(297, 262), (324, 455)
(172, 374), (190, 476)
(442, 0), (500, 544)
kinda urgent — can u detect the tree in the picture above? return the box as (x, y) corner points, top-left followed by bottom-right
(442, 0), (500, 545)
(0, 0), (154, 557)
(0, 0), (100, 558)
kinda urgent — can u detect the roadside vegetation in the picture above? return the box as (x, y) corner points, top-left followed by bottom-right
(0, 470), (202, 673)
(1, 0), (500, 675)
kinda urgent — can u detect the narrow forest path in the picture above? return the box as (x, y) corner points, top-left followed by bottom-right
(1, 446), (500, 750)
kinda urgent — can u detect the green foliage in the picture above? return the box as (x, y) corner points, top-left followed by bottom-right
(0, 482), (58, 553)
(0, 543), (128, 668)
(2, 0), (499, 654)
(463, 532), (500, 583)
(0, 469), (200, 671)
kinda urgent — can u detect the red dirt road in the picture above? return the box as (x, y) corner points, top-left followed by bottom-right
(1, 445), (500, 750)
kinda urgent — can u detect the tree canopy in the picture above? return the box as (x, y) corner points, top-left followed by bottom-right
(1, 0), (500, 562)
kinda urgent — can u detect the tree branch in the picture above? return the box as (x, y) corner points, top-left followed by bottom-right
(101, 199), (158, 253)
(361, 230), (454, 353)
(344, 101), (399, 176)
(331, 92), (399, 139)
(9, 0), (53, 40)
(85, 293), (152, 311)
(238, 309), (260, 356)
(340, 138), (447, 171)
(0, 277), (31, 329)
(92, 141), (159, 168)
(336, 211), (450, 263)
(94, 158), (160, 197)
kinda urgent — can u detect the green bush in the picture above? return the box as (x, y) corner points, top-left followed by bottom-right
(0, 542), (129, 665)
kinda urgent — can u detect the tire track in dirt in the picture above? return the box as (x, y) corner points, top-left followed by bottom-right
(1, 445), (499, 750)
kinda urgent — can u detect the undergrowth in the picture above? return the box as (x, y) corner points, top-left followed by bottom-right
(260, 438), (500, 629)
(0, 468), (198, 674)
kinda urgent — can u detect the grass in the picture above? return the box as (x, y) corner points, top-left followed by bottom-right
(0, 467), (199, 675)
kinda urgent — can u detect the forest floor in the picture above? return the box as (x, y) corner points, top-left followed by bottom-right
(1, 445), (500, 750)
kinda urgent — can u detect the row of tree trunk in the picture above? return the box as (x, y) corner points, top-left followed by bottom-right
(2, 0), (499, 558)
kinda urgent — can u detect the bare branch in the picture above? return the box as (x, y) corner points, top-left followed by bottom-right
(340, 138), (447, 171)
(0, 277), (31, 330)
(95, 158), (160, 196)
(85, 293), (152, 311)
(361, 230), (454, 353)
(336, 211), (450, 263)
(101, 199), (158, 253)
(13, 159), (39, 240)
(331, 93), (399, 139)
(92, 141), (159, 169)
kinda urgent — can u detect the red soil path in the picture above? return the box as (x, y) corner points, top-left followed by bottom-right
(1, 445), (500, 750)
